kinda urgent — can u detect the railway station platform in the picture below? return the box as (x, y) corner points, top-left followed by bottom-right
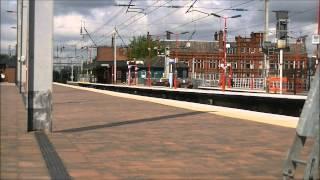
(70, 81), (306, 117)
(1, 82), (303, 179)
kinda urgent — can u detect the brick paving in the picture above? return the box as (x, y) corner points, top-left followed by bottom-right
(50, 85), (296, 179)
(0, 83), (300, 179)
(0, 83), (50, 180)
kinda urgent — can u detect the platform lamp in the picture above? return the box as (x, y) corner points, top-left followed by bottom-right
(210, 13), (241, 91)
(188, 9), (241, 91)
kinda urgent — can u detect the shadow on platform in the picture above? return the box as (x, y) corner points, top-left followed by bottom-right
(56, 111), (214, 133)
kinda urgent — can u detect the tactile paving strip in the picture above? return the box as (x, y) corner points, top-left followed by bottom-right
(35, 132), (71, 180)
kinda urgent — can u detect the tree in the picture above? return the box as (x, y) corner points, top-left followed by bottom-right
(128, 35), (158, 62)
(0, 54), (17, 67)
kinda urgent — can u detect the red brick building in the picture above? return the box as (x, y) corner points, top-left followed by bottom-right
(162, 31), (309, 92)
(96, 46), (128, 61)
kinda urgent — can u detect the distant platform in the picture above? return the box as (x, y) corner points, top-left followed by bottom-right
(66, 81), (307, 117)
(69, 81), (306, 100)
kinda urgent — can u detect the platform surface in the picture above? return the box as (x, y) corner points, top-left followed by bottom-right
(1, 83), (300, 179)
(0, 83), (50, 179)
(51, 84), (297, 179)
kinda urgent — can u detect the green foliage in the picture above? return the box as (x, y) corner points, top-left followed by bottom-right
(128, 35), (158, 61)
(0, 54), (17, 67)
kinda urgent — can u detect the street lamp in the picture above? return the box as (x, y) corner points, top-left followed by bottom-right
(166, 31), (189, 89)
(189, 10), (241, 91)
(211, 13), (241, 91)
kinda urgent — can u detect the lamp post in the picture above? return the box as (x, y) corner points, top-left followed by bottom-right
(211, 13), (241, 91)
(166, 31), (189, 89)
(189, 10), (241, 91)
(147, 32), (152, 87)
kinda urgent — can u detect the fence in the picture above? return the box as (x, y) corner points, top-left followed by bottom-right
(232, 78), (265, 90)
(194, 77), (265, 90)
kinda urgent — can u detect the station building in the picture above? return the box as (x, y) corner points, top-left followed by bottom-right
(85, 46), (188, 85)
(162, 31), (310, 93)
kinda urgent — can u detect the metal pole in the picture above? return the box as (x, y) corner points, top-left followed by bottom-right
(318, 0), (320, 175)
(174, 34), (178, 89)
(80, 54), (83, 81)
(264, 0), (269, 92)
(222, 17), (227, 91)
(128, 65), (131, 86)
(71, 62), (74, 82)
(318, 0), (320, 66)
(27, 0), (53, 132)
(16, 0), (22, 88)
(147, 32), (151, 86)
(192, 58), (195, 79)
(169, 63), (173, 88)
(293, 61), (296, 95)
(21, 0), (29, 95)
(264, 0), (269, 42)
(8, 45), (11, 56)
(294, 42), (298, 94)
(280, 49), (283, 94)
(148, 64), (151, 86)
(113, 29), (117, 84)
(19, 0), (24, 93)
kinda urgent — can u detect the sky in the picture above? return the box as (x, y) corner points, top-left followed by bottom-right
(1, 0), (318, 59)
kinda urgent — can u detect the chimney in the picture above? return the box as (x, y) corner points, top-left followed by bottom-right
(214, 32), (218, 41)
(166, 31), (171, 40)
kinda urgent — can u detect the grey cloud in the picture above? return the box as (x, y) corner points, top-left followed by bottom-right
(1, 0), (17, 26)
(1, 0), (318, 56)
(54, 0), (116, 16)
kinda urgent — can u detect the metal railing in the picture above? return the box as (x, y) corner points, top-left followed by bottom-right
(232, 78), (265, 90)
(194, 77), (266, 90)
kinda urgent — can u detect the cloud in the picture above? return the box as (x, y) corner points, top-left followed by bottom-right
(55, 13), (84, 38)
(54, 0), (116, 16)
(0, 0), (17, 25)
(1, 0), (318, 56)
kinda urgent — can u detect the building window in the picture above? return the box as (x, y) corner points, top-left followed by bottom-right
(246, 61), (251, 69)
(289, 61), (294, 69)
(232, 62), (237, 69)
(227, 48), (234, 54)
(209, 60), (213, 69)
(259, 62), (263, 69)
(240, 61), (244, 69)
(270, 62), (279, 70)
